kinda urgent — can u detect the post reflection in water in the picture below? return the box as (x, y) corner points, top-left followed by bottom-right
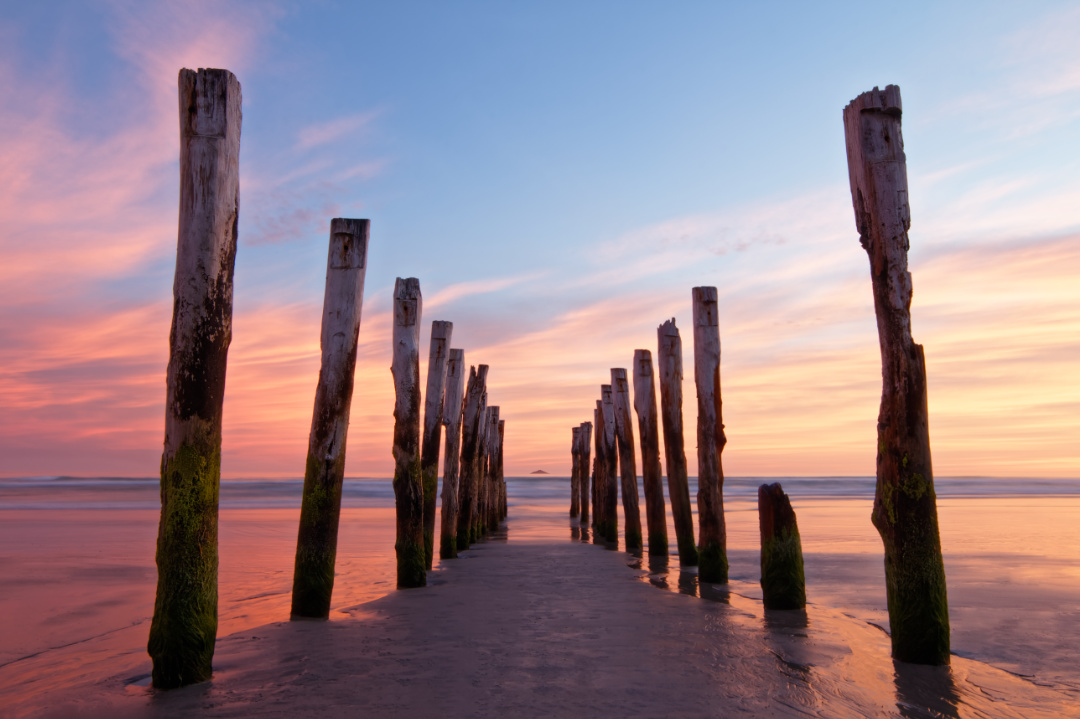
(893, 661), (961, 719)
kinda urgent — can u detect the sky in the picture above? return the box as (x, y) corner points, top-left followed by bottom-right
(0, 1), (1077, 479)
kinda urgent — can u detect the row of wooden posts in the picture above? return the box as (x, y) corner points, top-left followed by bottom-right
(571, 84), (950, 668)
(569, 291), (808, 614)
(148, 68), (510, 690)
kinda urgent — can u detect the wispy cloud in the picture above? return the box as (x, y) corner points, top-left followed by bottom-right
(296, 111), (380, 151)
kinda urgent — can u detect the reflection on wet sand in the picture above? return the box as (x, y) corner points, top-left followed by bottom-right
(894, 662), (961, 719)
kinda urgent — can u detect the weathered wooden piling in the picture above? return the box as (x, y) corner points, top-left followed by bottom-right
(420, 321), (452, 569)
(457, 365), (488, 549)
(692, 287), (728, 583)
(632, 350), (669, 556)
(570, 426), (581, 518)
(474, 393), (489, 539)
(578, 421), (592, 525)
(439, 348), (465, 559)
(657, 319), (698, 566)
(391, 278), (425, 588)
(148, 68), (241, 690)
(497, 419), (506, 520)
(844, 85), (949, 665)
(758, 483), (806, 610)
(611, 369), (643, 552)
(598, 385), (619, 543)
(592, 404), (601, 530)
(485, 406), (501, 532)
(290, 219), (370, 619)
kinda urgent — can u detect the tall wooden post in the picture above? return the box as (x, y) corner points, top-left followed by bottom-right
(658, 319), (697, 566)
(391, 278), (425, 588)
(497, 419), (506, 519)
(611, 369), (643, 551)
(458, 365), (488, 549)
(474, 393), (489, 539)
(758, 483), (806, 610)
(632, 350), (668, 556)
(148, 68), (241, 690)
(592, 404), (601, 531)
(692, 287), (728, 583)
(485, 406), (501, 532)
(420, 321), (452, 569)
(578, 421), (592, 525)
(439, 349), (465, 559)
(290, 219), (370, 619)
(570, 426), (581, 518)
(844, 85), (949, 665)
(598, 385), (619, 543)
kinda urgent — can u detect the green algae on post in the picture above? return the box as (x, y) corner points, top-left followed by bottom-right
(391, 278), (426, 588)
(632, 350), (669, 557)
(657, 319), (698, 566)
(420, 321), (453, 569)
(758, 483), (806, 610)
(148, 67), (241, 690)
(290, 218), (370, 618)
(843, 84), (949, 665)
(692, 287), (728, 584)
(439, 348), (466, 559)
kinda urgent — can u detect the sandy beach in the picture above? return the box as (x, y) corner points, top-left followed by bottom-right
(3, 476), (1079, 718)
(11, 529), (1076, 718)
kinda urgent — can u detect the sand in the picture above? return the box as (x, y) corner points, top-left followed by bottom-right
(14, 527), (1077, 719)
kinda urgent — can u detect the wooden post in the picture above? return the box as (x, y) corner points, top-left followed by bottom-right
(439, 348), (465, 559)
(632, 350), (668, 557)
(591, 404), (601, 531)
(570, 426), (581, 518)
(497, 419), (506, 520)
(758, 483), (806, 610)
(598, 385), (619, 543)
(844, 85), (949, 665)
(657, 319), (698, 566)
(611, 369), (643, 552)
(290, 219), (370, 619)
(391, 277), (425, 588)
(485, 406), (501, 532)
(578, 421), (592, 525)
(457, 365), (488, 549)
(474, 393), (489, 539)
(692, 287), (728, 583)
(420, 321), (452, 569)
(148, 68), (241, 690)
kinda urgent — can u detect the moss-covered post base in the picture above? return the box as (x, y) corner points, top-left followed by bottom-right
(148, 67), (241, 690)
(844, 85), (949, 665)
(758, 483), (806, 610)
(391, 278), (426, 588)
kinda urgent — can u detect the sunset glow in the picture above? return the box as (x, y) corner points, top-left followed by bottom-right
(1, 2), (1077, 479)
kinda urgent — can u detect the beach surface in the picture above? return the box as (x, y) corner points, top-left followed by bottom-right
(2, 476), (1079, 717)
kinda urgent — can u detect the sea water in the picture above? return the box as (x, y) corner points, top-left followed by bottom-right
(1, 475), (1078, 708)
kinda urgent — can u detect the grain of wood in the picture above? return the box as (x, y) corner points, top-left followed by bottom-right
(291, 219), (370, 618)
(420, 321), (453, 569)
(391, 278), (425, 588)
(657, 319), (697, 566)
(843, 85), (948, 665)
(692, 287), (728, 583)
(611, 368), (642, 552)
(149, 67), (241, 690)
(632, 350), (668, 556)
(439, 349), (466, 559)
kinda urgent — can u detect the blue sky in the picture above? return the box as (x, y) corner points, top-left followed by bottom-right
(1, 1), (1077, 477)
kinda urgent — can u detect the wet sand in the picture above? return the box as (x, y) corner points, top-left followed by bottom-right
(10, 527), (1079, 719)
